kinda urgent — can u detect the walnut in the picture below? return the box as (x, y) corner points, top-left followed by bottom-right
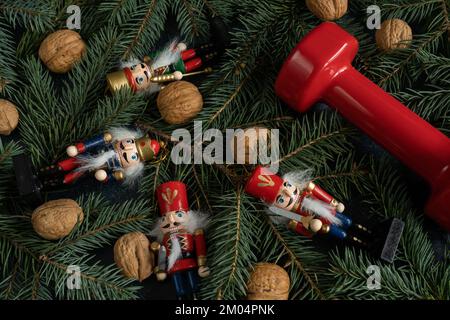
(32, 199), (84, 240)
(39, 29), (86, 73)
(157, 81), (203, 124)
(232, 127), (270, 165)
(114, 232), (154, 282)
(376, 19), (413, 51)
(0, 99), (19, 135)
(306, 0), (348, 21)
(247, 263), (290, 300)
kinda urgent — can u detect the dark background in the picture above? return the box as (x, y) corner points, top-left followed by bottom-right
(4, 14), (448, 300)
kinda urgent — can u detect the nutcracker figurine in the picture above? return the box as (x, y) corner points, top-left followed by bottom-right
(106, 40), (217, 95)
(245, 166), (404, 262)
(14, 127), (163, 200)
(150, 181), (210, 299)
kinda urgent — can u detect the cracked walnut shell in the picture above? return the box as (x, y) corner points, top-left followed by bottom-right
(32, 199), (84, 240)
(114, 232), (154, 282)
(247, 263), (290, 300)
(39, 29), (86, 73)
(376, 19), (413, 51)
(306, 0), (348, 21)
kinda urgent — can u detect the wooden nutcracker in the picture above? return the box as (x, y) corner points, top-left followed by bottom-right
(106, 41), (216, 95)
(150, 181), (210, 300)
(14, 127), (163, 201)
(245, 166), (404, 262)
(39, 127), (162, 186)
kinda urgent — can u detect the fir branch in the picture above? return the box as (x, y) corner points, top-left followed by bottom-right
(199, 188), (261, 300)
(171, 0), (209, 43)
(264, 218), (325, 299)
(118, 0), (169, 61)
(0, 140), (22, 202)
(0, 0), (56, 32)
(0, 194), (149, 299)
(0, 19), (17, 96)
(275, 129), (349, 165)
(39, 254), (140, 300)
(43, 194), (153, 257)
(394, 87), (450, 133)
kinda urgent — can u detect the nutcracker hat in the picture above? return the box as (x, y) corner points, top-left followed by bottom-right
(156, 181), (189, 216)
(106, 68), (134, 93)
(245, 166), (284, 205)
(135, 137), (161, 162)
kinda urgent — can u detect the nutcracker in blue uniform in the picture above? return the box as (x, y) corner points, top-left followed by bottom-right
(150, 181), (210, 300)
(38, 127), (162, 187)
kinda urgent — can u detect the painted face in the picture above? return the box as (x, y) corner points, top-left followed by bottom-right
(115, 138), (140, 168)
(129, 63), (152, 91)
(160, 210), (190, 235)
(274, 180), (299, 211)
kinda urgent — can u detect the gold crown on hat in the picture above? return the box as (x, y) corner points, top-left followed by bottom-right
(135, 137), (154, 162)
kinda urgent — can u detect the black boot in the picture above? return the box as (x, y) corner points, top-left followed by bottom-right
(12, 154), (43, 205)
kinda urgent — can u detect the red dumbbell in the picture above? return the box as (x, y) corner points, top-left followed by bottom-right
(275, 22), (450, 231)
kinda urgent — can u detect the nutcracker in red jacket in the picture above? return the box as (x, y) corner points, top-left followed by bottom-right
(38, 127), (162, 187)
(245, 166), (360, 240)
(151, 181), (209, 299)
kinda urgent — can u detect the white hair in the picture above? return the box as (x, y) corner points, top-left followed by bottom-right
(167, 235), (182, 271)
(151, 39), (182, 70)
(109, 127), (142, 142)
(122, 162), (145, 185)
(76, 149), (116, 173)
(119, 39), (183, 95)
(301, 197), (342, 226)
(120, 57), (141, 69)
(283, 169), (314, 191)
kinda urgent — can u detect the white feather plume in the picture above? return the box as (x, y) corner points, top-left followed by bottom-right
(109, 127), (142, 142)
(122, 162), (145, 185)
(184, 210), (210, 233)
(120, 57), (141, 69)
(283, 169), (314, 191)
(151, 39), (181, 70)
(75, 150), (116, 173)
(301, 197), (342, 226)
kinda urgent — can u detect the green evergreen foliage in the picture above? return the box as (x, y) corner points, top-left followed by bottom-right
(0, 0), (448, 300)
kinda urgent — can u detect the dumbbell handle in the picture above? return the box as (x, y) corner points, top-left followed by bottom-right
(325, 66), (450, 186)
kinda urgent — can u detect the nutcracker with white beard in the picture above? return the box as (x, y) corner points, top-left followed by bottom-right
(38, 127), (162, 186)
(245, 166), (368, 243)
(150, 181), (210, 300)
